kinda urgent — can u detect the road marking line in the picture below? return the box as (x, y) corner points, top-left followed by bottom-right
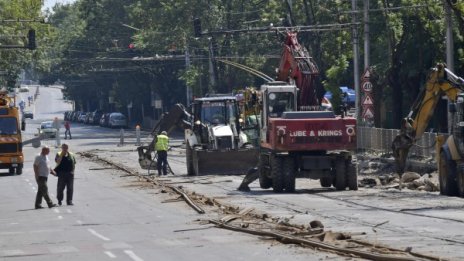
(54, 209), (60, 213)
(67, 209), (72, 213)
(58, 216), (63, 220)
(124, 250), (144, 261)
(104, 251), (117, 258)
(76, 220), (83, 225)
(88, 229), (110, 241)
(25, 178), (29, 182)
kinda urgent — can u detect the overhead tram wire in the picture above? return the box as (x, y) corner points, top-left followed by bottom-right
(204, 22), (360, 36)
(216, 58), (273, 82)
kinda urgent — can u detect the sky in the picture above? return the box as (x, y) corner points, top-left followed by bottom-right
(42, 0), (76, 11)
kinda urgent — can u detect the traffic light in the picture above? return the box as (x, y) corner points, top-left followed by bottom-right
(27, 29), (36, 50)
(193, 18), (202, 38)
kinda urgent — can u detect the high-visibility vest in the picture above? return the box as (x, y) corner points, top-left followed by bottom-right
(55, 151), (76, 170)
(155, 134), (169, 151)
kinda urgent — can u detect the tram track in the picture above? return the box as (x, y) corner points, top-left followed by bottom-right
(78, 150), (449, 261)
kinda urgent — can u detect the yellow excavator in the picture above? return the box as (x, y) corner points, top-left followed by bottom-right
(392, 63), (464, 196)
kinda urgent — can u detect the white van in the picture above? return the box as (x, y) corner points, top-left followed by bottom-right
(108, 112), (127, 128)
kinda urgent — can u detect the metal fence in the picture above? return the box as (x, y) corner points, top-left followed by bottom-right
(357, 126), (440, 160)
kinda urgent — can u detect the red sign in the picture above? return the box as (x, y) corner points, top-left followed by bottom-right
(362, 81), (373, 92)
(362, 106), (374, 119)
(362, 68), (371, 80)
(362, 94), (374, 106)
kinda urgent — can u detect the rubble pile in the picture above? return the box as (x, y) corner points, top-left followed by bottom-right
(357, 156), (440, 192)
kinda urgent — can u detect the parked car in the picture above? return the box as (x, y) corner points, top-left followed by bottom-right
(90, 110), (103, 125)
(78, 113), (87, 123)
(23, 111), (34, 119)
(108, 112), (127, 128)
(83, 112), (92, 124)
(19, 86), (29, 92)
(100, 113), (110, 127)
(39, 121), (57, 138)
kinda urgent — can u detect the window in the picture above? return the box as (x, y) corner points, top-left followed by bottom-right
(268, 92), (295, 118)
(0, 117), (18, 135)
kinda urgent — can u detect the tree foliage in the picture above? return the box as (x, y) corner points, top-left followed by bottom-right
(34, 0), (464, 128)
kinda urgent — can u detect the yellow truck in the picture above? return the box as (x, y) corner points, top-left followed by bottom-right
(0, 90), (24, 175)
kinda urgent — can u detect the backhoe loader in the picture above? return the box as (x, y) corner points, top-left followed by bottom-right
(137, 96), (257, 176)
(392, 63), (464, 196)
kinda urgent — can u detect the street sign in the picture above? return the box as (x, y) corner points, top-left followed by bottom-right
(361, 68), (371, 80)
(362, 107), (374, 119)
(362, 94), (374, 106)
(362, 81), (373, 92)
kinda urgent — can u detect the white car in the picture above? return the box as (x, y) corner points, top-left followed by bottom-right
(19, 86), (30, 92)
(108, 113), (127, 128)
(39, 121), (57, 138)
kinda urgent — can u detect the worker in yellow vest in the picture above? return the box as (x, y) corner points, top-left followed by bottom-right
(155, 131), (169, 176)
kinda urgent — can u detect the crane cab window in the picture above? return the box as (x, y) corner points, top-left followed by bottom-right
(268, 92), (295, 118)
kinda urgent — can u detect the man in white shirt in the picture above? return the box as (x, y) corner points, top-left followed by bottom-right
(33, 146), (57, 209)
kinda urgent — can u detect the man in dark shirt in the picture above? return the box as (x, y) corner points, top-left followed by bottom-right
(54, 143), (76, 206)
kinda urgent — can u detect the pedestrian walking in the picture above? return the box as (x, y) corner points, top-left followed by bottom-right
(155, 131), (169, 176)
(64, 120), (72, 139)
(33, 146), (57, 209)
(54, 143), (76, 206)
(53, 117), (61, 147)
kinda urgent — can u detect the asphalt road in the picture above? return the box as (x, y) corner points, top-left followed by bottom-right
(2, 86), (464, 260)
(1, 86), (338, 260)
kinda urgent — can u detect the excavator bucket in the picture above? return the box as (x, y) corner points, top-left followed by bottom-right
(192, 148), (258, 175)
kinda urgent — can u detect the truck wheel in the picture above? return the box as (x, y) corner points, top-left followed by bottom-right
(346, 160), (358, 190)
(440, 151), (458, 196)
(320, 178), (332, 187)
(258, 158), (272, 189)
(282, 157), (296, 192)
(192, 149), (200, 176)
(334, 158), (346, 191)
(16, 165), (23, 175)
(457, 170), (464, 197)
(186, 142), (195, 176)
(9, 167), (15, 175)
(271, 156), (284, 193)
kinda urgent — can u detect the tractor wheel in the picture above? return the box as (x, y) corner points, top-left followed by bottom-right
(16, 165), (23, 175)
(258, 157), (272, 189)
(457, 170), (464, 197)
(186, 142), (195, 176)
(346, 160), (358, 190)
(439, 150), (458, 196)
(320, 178), (332, 188)
(334, 158), (346, 191)
(282, 156), (296, 192)
(271, 156), (284, 193)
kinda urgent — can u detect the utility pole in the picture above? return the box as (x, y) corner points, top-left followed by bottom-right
(185, 45), (191, 105)
(208, 38), (216, 93)
(363, 0), (370, 69)
(445, 0), (454, 71)
(445, 0), (454, 132)
(352, 0), (361, 124)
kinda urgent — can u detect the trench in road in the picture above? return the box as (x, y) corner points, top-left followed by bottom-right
(79, 151), (446, 261)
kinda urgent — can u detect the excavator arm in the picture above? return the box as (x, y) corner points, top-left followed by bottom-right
(276, 32), (322, 109)
(137, 103), (192, 170)
(392, 63), (464, 175)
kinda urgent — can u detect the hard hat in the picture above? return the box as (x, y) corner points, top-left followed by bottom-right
(161, 131), (167, 135)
